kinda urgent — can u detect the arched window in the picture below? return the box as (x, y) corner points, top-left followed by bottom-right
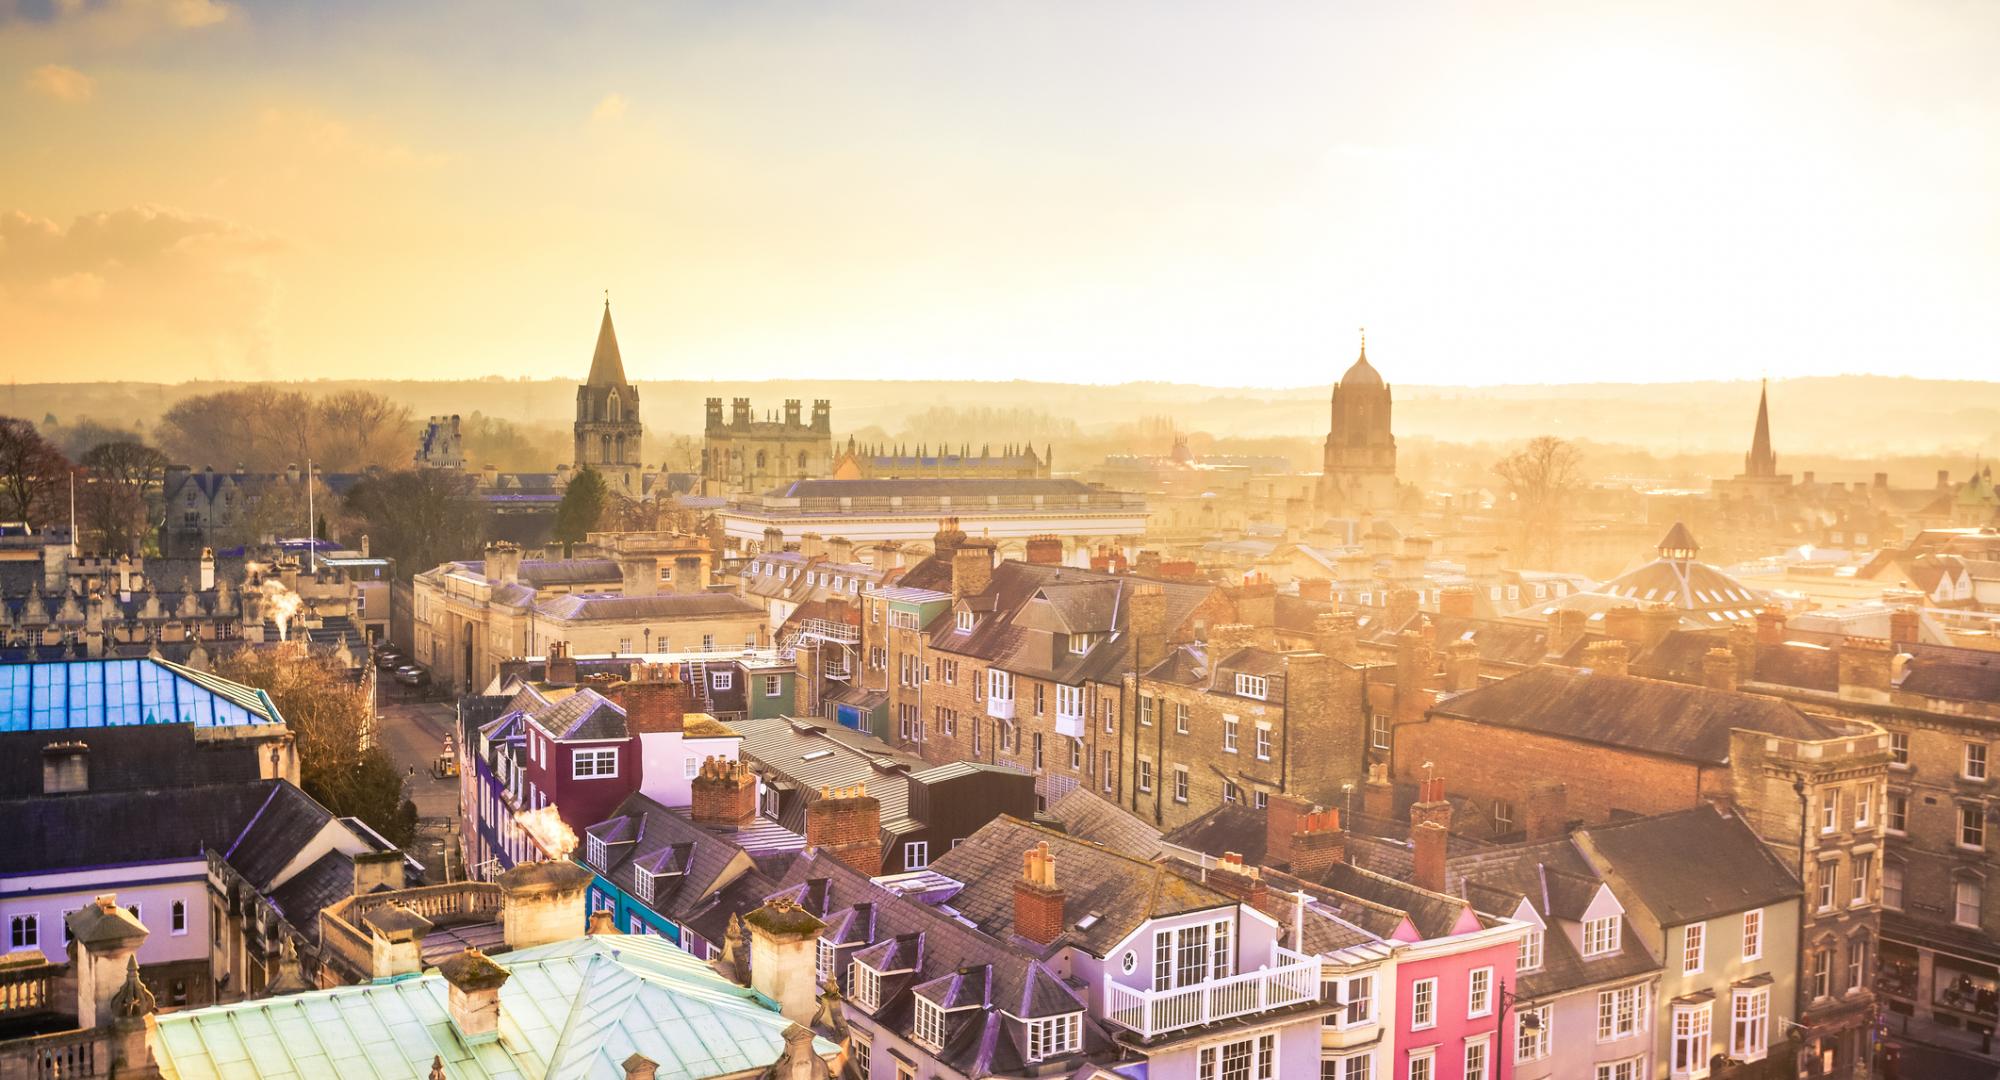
(607, 393), (621, 423)
(615, 434), (626, 464)
(756, 451), (767, 469)
(171, 900), (187, 934)
(601, 435), (612, 463)
(798, 451), (807, 470)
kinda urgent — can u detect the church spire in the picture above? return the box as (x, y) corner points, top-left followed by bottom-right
(586, 295), (628, 387)
(1745, 379), (1776, 478)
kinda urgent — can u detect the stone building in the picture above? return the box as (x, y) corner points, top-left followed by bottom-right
(572, 300), (644, 495)
(829, 437), (1051, 481)
(413, 414), (465, 470)
(700, 397), (833, 496)
(1317, 334), (1399, 515)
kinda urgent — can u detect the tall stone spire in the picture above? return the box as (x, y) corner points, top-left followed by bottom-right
(586, 296), (628, 387)
(1745, 379), (1776, 478)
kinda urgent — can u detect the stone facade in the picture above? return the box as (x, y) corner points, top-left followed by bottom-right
(573, 302), (644, 495)
(1317, 335), (1398, 515)
(700, 398), (833, 496)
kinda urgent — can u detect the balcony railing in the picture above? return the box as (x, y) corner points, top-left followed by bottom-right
(1102, 947), (1322, 1040)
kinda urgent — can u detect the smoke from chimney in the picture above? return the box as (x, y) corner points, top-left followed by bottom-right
(514, 805), (578, 861)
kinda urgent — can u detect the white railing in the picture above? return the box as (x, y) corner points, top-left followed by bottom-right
(1102, 947), (1322, 1039)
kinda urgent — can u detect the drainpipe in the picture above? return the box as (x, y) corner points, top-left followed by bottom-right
(1794, 773), (1811, 1073)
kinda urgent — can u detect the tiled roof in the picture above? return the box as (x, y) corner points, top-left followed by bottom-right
(223, 783), (339, 890)
(151, 935), (836, 1079)
(1044, 788), (1164, 859)
(533, 592), (762, 623)
(0, 723), (262, 798)
(928, 562), (1215, 686)
(0, 780), (279, 873)
(1430, 667), (1866, 765)
(584, 793), (800, 926)
(1580, 804), (1800, 925)
(1448, 839), (1659, 999)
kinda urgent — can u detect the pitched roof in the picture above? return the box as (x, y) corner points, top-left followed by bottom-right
(1581, 804), (1801, 925)
(730, 715), (927, 834)
(0, 723), (262, 799)
(1429, 667), (1865, 765)
(152, 936), (836, 1080)
(1044, 788), (1164, 859)
(929, 561), (1215, 686)
(0, 656), (283, 732)
(1447, 839), (1659, 998)
(586, 301), (629, 387)
(534, 591), (762, 623)
(0, 780), (279, 874)
(222, 782), (340, 890)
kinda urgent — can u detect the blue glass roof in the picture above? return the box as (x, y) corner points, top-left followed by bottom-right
(0, 658), (282, 732)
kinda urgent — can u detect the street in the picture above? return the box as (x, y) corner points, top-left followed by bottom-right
(375, 697), (463, 880)
(1885, 1040), (2000, 1080)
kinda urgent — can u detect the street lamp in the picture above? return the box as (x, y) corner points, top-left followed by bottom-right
(1494, 982), (1540, 1080)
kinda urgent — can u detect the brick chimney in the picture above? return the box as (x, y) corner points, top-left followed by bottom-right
(1207, 622), (1257, 660)
(42, 741), (89, 795)
(1439, 586), (1476, 619)
(1290, 809), (1348, 878)
(1550, 608), (1589, 657)
(951, 541), (995, 602)
(691, 757), (758, 827)
(352, 849), (407, 894)
(1523, 782), (1570, 840)
(1582, 640), (1629, 677)
(615, 662), (687, 734)
(1361, 760), (1394, 822)
(1444, 640), (1480, 692)
(437, 949), (510, 1044)
(1702, 647), (1739, 692)
(1754, 610), (1787, 647)
(745, 897), (827, 1025)
(546, 641), (578, 688)
(1410, 776), (1452, 893)
(1639, 603), (1678, 651)
(1025, 535), (1065, 566)
(1394, 629), (1436, 721)
(1314, 612), (1359, 664)
(1129, 584), (1169, 675)
(497, 861), (595, 950)
(1889, 606), (1919, 646)
(1014, 841), (1066, 947)
(1264, 793), (1312, 868)
(1602, 607), (1643, 644)
(1837, 637), (1894, 704)
(1387, 588), (1421, 630)
(1297, 578), (1333, 603)
(805, 785), (882, 876)
(1206, 852), (1271, 915)
(1234, 579), (1277, 629)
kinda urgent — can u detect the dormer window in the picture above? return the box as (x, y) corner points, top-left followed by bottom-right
(586, 834), (608, 869)
(1235, 673), (1268, 700)
(711, 670), (733, 691)
(956, 610), (975, 633)
(1025, 1012), (1082, 1061)
(914, 998), (948, 1050)
(850, 961), (882, 1011)
(816, 939), (836, 984)
(633, 867), (657, 904)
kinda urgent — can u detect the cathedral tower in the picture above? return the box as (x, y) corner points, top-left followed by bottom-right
(573, 298), (644, 495)
(1317, 332), (1399, 514)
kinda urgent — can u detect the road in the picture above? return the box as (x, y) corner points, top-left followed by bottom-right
(375, 697), (463, 880)
(1883, 1040), (2000, 1080)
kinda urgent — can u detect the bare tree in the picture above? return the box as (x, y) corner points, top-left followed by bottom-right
(317, 390), (413, 471)
(0, 417), (73, 528)
(1494, 435), (1583, 567)
(341, 469), (485, 578)
(79, 440), (170, 553)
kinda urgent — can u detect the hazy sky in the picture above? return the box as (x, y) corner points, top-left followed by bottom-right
(3, 1), (1997, 387)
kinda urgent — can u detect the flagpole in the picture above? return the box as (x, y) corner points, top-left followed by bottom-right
(307, 459), (316, 573)
(68, 470), (77, 556)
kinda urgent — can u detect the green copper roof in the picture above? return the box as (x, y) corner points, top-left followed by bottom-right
(153, 936), (836, 1079)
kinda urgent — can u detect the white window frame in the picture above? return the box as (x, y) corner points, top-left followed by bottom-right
(1464, 1035), (1490, 1080)
(1411, 976), (1436, 1030)
(1235, 673), (1268, 700)
(1138, 757), (1154, 793)
(573, 748), (618, 779)
(1884, 862), (1904, 911)
(1468, 966), (1493, 1018)
(904, 841), (929, 871)
(914, 997), (947, 1050)
(9, 913), (37, 950)
(1255, 722), (1271, 762)
(850, 962), (882, 1011)
(1852, 853), (1872, 907)
(1672, 1002), (1713, 1079)
(171, 900), (188, 936)
(1890, 731), (1909, 767)
(1683, 921), (1705, 975)
(1324, 972), (1376, 1029)
(1174, 765), (1189, 803)
(1223, 715), (1239, 754)
(1960, 803), (1986, 851)
(1967, 742), (1990, 782)
(1596, 985), (1641, 1042)
(955, 610), (974, 633)
(1408, 1048), (1434, 1080)
(1955, 878), (1982, 928)
(1742, 908), (1762, 961)
(1730, 986), (1769, 1062)
(1518, 927), (1544, 972)
(1025, 1012), (1081, 1062)
(1820, 788), (1838, 833)
(1855, 782), (1873, 828)
(711, 670), (733, 691)
(1583, 914), (1621, 958)
(1516, 1005), (1551, 1063)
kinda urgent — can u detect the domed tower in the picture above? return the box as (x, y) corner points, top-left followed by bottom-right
(573, 297), (644, 495)
(1317, 331), (1399, 514)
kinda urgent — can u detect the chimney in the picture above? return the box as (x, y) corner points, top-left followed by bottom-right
(1549, 607), (1589, 657)
(359, 534), (371, 558)
(762, 527), (786, 555)
(1134, 549), (1163, 577)
(1234, 578), (1277, 628)
(1409, 776), (1452, 893)
(484, 541), (521, 586)
(744, 898), (828, 1026)
(1602, 606), (1643, 644)
(496, 861), (596, 950)
(1837, 637), (1894, 704)
(950, 542), (995, 601)
(1297, 578), (1333, 603)
(619, 556), (659, 598)
(1755, 609), (1787, 647)
(1582, 640), (1629, 677)
(1290, 809), (1347, 878)
(1025, 535), (1065, 566)
(1314, 612), (1359, 664)
(1361, 760), (1394, 822)
(1207, 623), (1257, 660)
(1938, 469), (1951, 490)
(1874, 472), (1889, 490)
(1206, 852), (1276, 918)
(363, 903), (434, 979)
(1386, 588), (1420, 630)
(1014, 842), (1066, 947)
(1639, 602), (1678, 651)
(352, 849), (408, 894)
(42, 741), (89, 795)
(437, 949), (510, 1044)
(545, 641), (578, 687)
(1393, 629), (1436, 721)
(1523, 782), (1570, 840)
(798, 533), (826, 559)
(1444, 640), (1480, 692)
(827, 536), (855, 565)
(1803, 470), (1816, 486)
(199, 547), (216, 591)
(1702, 647), (1739, 692)
(615, 662), (687, 734)
(588, 910), (618, 935)
(1264, 793), (1313, 868)
(805, 785), (882, 876)
(1889, 606), (1919, 646)
(1130, 584), (1169, 674)
(691, 757), (758, 827)
(65, 895), (149, 1030)
(623, 1055), (659, 1080)
(1439, 586), (1476, 619)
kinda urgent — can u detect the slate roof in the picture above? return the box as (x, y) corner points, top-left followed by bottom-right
(533, 591), (762, 623)
(1430, 667), (1867, 765)
(266, 849), (360, 933)
(1044, 788), (1165, 859)
(1897, 647), (2000, 703)
(583, 793), (798, 928)
(1448, 839), (1659, 999)
(0, 723), (262, 798)
(151, 935), (838, 1080)
(929, 561), (1215, 686)
(222, 783), (340, 890)
(523, 688), (629, 741)
(927, 815), (1233, 958)
(1581, 804), (1801, 925)
(1310, 862), (1476, 941)
(768, 478), (1103, 500)
(730, 715), (927, 834)
(0, 780), (279, 874)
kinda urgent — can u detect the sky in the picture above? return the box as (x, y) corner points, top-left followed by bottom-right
(2, 1), (1997, 387)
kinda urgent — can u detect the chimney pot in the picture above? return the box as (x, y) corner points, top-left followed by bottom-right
(1014, 841), (1067, 946)
(437, 949), (510, 1044)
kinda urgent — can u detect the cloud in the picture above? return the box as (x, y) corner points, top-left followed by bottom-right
(23, 63), (94, 103)
(253, 106), (448, 171)
(162, 0), (228, 28)
(0, 0), (234, 48)
(591, 91), (627, 124)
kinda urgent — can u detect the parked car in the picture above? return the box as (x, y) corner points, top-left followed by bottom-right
(374, 650), (404, 670)
(394, 664), (430, 688)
